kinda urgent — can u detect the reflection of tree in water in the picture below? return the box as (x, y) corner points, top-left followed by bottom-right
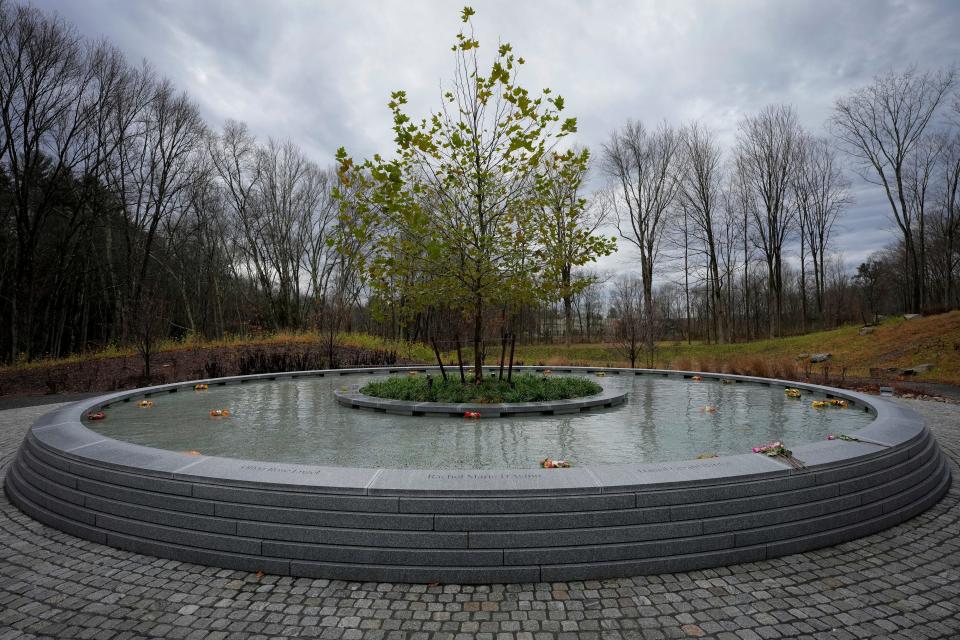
(766, 388), (788, 445)
(702, 383), (725, 458)
(627, 377), (657, 459)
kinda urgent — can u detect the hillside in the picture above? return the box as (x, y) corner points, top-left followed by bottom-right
(501, 311), (960, 387)
(2, 313), (958, 398)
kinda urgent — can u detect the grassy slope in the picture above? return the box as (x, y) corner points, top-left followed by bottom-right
(500, 311), (960, 385)
(4, 311), (958, 386)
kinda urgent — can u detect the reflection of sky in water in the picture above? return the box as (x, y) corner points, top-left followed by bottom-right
(89, 375), (875, 469)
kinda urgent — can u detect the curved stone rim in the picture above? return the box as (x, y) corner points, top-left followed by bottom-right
(23, 365), (922, 497)
(10, 365), (949, 584)
(332, 378), (627, 417)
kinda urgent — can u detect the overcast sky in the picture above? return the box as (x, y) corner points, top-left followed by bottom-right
(30, 0), (960, 278)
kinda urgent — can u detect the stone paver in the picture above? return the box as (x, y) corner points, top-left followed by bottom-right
(1, 399), (958, 639)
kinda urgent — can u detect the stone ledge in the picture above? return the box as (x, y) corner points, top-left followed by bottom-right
(332, 383), (627, 417)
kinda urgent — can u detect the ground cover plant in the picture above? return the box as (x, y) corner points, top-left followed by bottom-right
(360, 373), (602, 404)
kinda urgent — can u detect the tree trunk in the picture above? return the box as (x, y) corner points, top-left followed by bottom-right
(709, 254), (724, 343)
(455, 336), (466, 383)
(431, 338), (447, 381)
(765, 255), (776, 339)
(562, 264), (573, 348)
(683, 220), (691, 344)
(472, 294), (484, 383)
(799, 236), (808, 333)
(498, 332), (507, 380)
(643, 277), (654, 367)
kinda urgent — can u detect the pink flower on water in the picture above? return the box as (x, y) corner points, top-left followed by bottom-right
(752, 447), (761, 453)
(827, 434), (836, 440)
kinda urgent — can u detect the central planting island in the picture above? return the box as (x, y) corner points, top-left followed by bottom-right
(5, 366), (951, 583)
(334, 372), (627, 417)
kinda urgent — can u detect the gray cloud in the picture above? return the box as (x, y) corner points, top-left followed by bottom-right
(31, 0), (960, 276)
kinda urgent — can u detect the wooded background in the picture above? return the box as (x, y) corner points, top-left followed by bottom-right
(1, 1), (958, 369)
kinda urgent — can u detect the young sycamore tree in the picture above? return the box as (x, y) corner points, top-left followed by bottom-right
(335, 7), (609, 382)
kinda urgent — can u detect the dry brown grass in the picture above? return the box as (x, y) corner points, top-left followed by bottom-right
(504, 311), (960, 385)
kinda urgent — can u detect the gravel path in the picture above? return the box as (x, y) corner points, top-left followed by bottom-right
(0, 399), (958, 640)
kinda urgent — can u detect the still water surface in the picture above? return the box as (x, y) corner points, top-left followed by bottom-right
(89, 374), (875, 469)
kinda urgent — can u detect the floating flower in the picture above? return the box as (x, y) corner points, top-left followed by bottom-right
(407, 371), (418, 376)
(180, 450), (202, 456)
(138, 400), (154, 409)
(828, 434), (860, 442)
(595, 372), (606, 377)
(464, 411), (481, 419)
(691, 375), (703, 382)
(194, 383), (209, 391)
(785, 388), (802, 398)
(210, 409), (231, 417)
(541, 458), (571, 468)
(701, 405), (717, 413)
(813, 398), (848, 409)
(542, 369), (553, 375)
(86, 411), (106, 421)
(697, 453), (718, 459)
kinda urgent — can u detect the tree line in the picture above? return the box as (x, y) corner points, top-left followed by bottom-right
(1, 1), (958, 370)
(0, 1), (359, 367)
(604, 65), (960, 365)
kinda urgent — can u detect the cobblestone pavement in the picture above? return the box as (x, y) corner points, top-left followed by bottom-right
(1, 400), (958, 640)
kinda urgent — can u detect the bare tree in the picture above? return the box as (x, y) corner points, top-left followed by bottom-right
(792, 134), (851, 326)
(736, 104), (801, 338)
(572, 269), (609, 342)
(935, 125), (960, 307)
(0, 3), (102, 358)
(678, 121), (727, 342)
(256, 138), (326, 328)
(716, 185), (740, 339)
(905, 133), (944, 308)
(610, 274), (645, 368)
(603, 121), (682, 363)
(130, 82), (205, 325)
(98, 60), (155, 338)
(728, 158), (757, 339)
(831, 66), (955, 313)
(803, 137), (851, 321)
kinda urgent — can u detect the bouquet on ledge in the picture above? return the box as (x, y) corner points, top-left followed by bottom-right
(827, 434), (861, 442)
(751, 441), (804, 469)
(752, 441), (790, 456)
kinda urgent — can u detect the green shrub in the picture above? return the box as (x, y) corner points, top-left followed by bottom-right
(360, 373), (602, 403)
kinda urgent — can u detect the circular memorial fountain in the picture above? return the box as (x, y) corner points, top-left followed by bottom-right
(4, 366), (950, 583)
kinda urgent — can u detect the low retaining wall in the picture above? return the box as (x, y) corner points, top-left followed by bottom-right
(333, 379), (627, 417)
(4, 367), (951, 583)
